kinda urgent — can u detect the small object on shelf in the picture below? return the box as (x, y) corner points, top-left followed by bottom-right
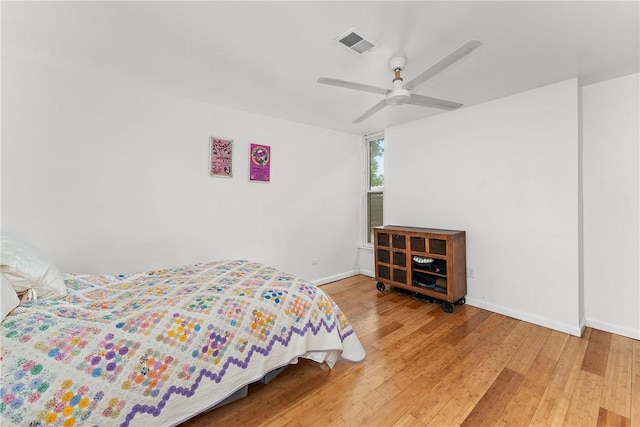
(374, 225), (466, 313)
(412, 256), (434, 265)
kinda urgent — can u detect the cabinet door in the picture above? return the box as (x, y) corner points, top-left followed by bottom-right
(428, 238), (447, 256)
(376, 232), (390, 247)
(393, 268), (407, 285)
(392, 251), (406, 267)
(410, 236), (426, 252)
(377, 248), (390, 264)
(377, 265), (391, 280)
(391, 234), (406, 249)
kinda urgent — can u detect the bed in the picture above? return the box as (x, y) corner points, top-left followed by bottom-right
(0, 257), (365, 426)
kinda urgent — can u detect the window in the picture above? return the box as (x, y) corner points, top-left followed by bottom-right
(366, 133), (384, 244)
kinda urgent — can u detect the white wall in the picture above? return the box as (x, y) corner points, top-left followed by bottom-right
(385, 79), (582, 335)
(358, 246), (375, 277)
(1, 57), (362, 283)
(582, 73), (639, 339)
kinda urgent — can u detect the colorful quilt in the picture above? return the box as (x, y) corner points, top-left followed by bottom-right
(0, 260), (365, 426)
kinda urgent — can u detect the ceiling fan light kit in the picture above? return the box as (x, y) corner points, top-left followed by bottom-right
(318, 40), (483, 123)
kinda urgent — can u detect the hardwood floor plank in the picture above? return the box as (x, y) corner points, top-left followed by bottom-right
(506, 324), (551, 374)
(208, 362), (329, 425)
(631, 339), (640, 427)
(386, 308), (480, 372)
(420, 318), (532, 426)
(497, 353), (558, 426)
(460, 367), (524, 426)
(596, 407), (631, 427)
(600, 334), (634, 418)
(563, 369), (605, 426)
(528, 333), (590, 426)
(407, 314), (515, 423)
(276, 370), (373, 426)
(180, 275), (637, 427)
(258, 413), (303, 427)
(391, 412), (427, 427)
(416, 304), (475, 337)
(356, 374), (426, 426)
(443, 309), (492, 346)
(339, 389), (386, 426)
(494, 329), (570, 425)
(373, 308), (444, 351)
(361, 319), (405, 342)
(420, 313), (514, 388)
(370, 313), (515, 424)
(538, 329), (570, 361)
(582, 328), (612, 376)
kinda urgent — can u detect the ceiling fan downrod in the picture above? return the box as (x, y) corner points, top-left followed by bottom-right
(387, 57), (410, 105)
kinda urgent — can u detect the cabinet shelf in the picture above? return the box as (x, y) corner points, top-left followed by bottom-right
(412, 266), (447, 278)
(374, 225), (467, 309)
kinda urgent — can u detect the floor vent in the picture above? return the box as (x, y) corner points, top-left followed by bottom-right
(335, 28), (375, 54)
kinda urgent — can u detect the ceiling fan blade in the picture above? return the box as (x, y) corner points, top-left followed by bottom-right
(353, 100), (388, 123)
(408, 94), (462, 110)
(404, 40), (482, 91)
(317, 77), (389, 95)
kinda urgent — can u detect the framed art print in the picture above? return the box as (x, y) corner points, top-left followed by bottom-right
(209, 136), (233, 177)
(249, 143), (270, 182)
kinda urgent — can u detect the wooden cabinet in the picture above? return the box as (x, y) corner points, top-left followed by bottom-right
(374, 225), (467, 312)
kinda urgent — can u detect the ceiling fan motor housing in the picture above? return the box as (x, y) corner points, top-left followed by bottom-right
(386, 79), (411, 105)
(389, 56), (407, 71)
(386, 89), (411, 105)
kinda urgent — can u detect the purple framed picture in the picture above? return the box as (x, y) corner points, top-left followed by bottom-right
(249, 143), (270, 182)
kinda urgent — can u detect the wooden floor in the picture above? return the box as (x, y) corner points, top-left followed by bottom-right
(182, 275), (640, 427)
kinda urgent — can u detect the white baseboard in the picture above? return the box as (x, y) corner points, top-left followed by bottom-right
(585, 318), (640, 340)
(465, 297), (584, 337)
(311, 274), (639, 341)
(312, 270), (360, 287)
(578, 316), (587, 337)
(359, 269), (374, 278)
(312, 273), (636, 340)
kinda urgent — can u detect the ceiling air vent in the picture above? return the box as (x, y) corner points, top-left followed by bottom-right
(335, 28), (375, 54)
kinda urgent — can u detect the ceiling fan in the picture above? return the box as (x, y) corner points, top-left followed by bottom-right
(318, 40), (482, 123)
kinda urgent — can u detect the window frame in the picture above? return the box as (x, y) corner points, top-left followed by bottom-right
(363, 131), (384, 247)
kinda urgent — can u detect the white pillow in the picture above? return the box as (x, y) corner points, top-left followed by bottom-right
(0, 232), (67, 300)
(1, 273), (21, 321)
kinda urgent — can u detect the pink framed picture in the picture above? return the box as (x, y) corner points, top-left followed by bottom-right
(209, 137), (233, 178)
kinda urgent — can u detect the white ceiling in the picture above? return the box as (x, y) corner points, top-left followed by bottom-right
(2, 1), (639, 135)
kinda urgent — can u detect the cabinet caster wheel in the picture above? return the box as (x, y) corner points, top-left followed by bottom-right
(442, 302), (454, 313)
(376, 282), (386, 292)
(456, 297), (466, 305)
